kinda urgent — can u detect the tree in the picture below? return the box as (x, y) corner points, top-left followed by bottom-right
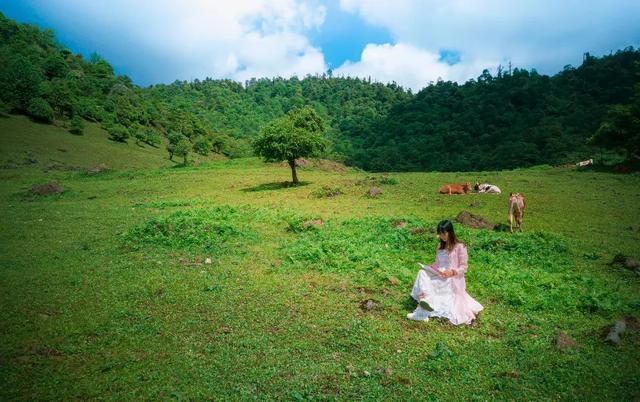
(589, 84), (640, 162)
(253, 106), (327, 184)
(173, 137), (191, 165)
(0, 54), (42, 111)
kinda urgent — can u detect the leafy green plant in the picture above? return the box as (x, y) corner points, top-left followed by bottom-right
(310, 185), (343, 198)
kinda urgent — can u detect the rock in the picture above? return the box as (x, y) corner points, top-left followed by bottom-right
(359, 299), (380, 312)
(605, 319), (627, 345)
(367, 187), (383, 198)
(555, 331), (578, 350)
(363, 370), (371, 377)
(30, 181), (64, 196)
(388, 276), (400, 286)
(610, 253), (640, 273)
(455, 211), (495, 230)
(86, 163), (110, 176)
(303, 219), (324, 228)
(205, 258), (212, 264)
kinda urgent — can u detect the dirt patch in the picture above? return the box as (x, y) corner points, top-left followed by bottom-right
(366, 187), (382, 198)
(555, 331), (578, 350)
(30, 181), (64, 196)
(455, 211), (495, 230)
(86, 163), (111, 176)
(303, 219), (324, 228)
(359, 298), (381, 312)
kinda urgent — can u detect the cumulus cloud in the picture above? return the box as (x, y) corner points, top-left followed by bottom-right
(23, 0), (328, 85)
(337, 0), (640, 90)
(335, 42), (496, 90)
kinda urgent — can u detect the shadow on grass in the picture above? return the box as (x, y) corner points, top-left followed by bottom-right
(241, 181), (311, 192)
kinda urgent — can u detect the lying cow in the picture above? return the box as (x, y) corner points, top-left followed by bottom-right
(576, 159), (593, 168)
(474, 182), (502, 194)
(508, 192), (526, 232)
(439, 182), (472, 195)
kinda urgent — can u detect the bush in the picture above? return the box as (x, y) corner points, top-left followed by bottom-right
(69, 115), (84, 135)
(27, 98), (54, 123)
(74, 98), (106, 122)
(107, 124), (130, 142)
(310, 185), (343, 198)
(193, 136), (212, 155)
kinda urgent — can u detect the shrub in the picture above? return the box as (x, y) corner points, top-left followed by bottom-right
(107, 124), (130, 142)
(69, 115), (84, 135)
(27, 98), (54, 123)
(193, 136), (212, 155)
(310, 185), (343, 198)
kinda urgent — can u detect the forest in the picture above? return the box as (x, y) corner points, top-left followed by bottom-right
(1, 12), (638, 171)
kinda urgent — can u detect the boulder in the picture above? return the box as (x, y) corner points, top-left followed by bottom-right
(605, 319), (627, 345)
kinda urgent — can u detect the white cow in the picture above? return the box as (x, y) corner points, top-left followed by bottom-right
(576, 159), (593, 167)
(474, 182), (502, 194)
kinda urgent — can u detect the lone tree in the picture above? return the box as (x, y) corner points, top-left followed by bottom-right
(253, 106), (327, 184)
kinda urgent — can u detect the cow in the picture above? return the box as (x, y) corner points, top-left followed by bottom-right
(438, 182), (472, 195)
(474, 182), (502, 194)
(576, 159), (593, 168)
(508, 192), (526, 233)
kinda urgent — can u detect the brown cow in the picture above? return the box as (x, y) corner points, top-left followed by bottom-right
(438, 182), (472, 195)
(508, 192), (526, 232)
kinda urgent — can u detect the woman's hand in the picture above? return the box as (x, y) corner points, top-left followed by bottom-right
(440, 270), (455, 278)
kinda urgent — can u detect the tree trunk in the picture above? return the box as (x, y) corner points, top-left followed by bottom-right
(183, 154), (187, 165)
(288, 159), (298, 184)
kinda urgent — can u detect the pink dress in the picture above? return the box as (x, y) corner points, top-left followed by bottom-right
(412, 243), (483, 325)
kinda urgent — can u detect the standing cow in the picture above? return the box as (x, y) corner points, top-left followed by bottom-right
(508, 192), (526, 232)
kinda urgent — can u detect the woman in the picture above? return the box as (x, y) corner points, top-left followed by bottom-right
(407, 220), (483, 325)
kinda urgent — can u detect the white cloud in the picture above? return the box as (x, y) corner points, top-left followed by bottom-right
(335, 42), (497, 91)
(30, 0), (328, 84)
(337, 0), (640, 89)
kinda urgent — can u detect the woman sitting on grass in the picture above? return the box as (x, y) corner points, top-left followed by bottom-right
(407, 220), (483, 325)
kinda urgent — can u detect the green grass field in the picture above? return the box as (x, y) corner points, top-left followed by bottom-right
(1, 115), (639, 400)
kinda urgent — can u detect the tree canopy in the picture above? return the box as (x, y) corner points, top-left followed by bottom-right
(253, 107), (327, 183)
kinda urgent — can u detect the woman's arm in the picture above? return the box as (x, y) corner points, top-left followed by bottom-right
(452, 244), (468, 276)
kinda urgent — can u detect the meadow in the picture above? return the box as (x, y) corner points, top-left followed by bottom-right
(1, 115), (639, 400)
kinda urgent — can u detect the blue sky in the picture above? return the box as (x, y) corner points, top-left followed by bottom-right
(2, 0), (639, 90)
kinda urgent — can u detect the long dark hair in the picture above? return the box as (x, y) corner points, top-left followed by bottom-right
(437, 220), (460, 252)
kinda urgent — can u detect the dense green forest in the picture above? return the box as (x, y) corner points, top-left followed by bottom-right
(1, 12), (638, 171)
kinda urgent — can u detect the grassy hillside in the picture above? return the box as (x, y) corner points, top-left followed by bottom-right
(1, 130), (639, 399)
(0, 114), (223, 171)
